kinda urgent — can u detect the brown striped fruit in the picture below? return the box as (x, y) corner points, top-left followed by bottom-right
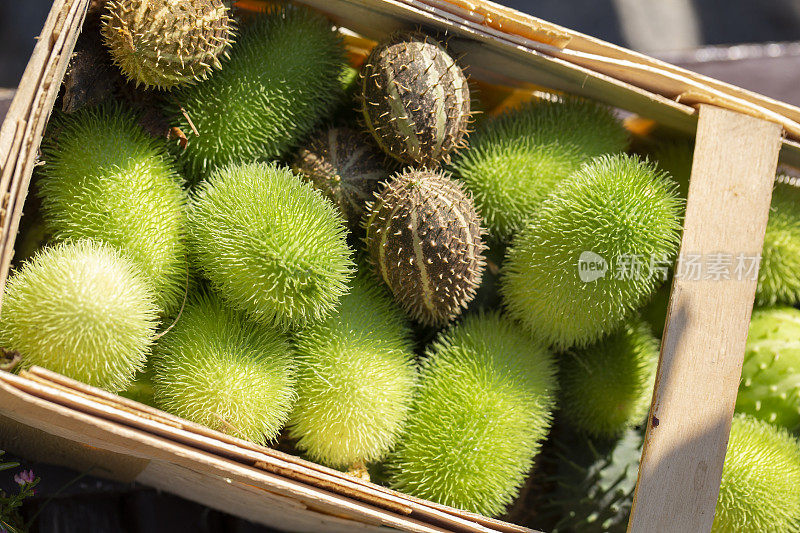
(102, 0), (234, 90)
(364, 168), (486, 326)
(359, 32), (470, 167)
(292, 127), (390, 229)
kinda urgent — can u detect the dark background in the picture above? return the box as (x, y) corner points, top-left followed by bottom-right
(2, 0), (800, 532)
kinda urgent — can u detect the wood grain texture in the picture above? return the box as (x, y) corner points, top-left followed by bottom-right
(0, 368), (534, 533)
(0, 0), (90, 308)
(627, 104), (782, 533)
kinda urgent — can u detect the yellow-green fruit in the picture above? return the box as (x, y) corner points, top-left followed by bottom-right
(452, 97), (629, 240)
(501, 154), (683, 349)
(188, 162), (354, 329)
(364, 168), (486, 326)
(559, 317), (659, 438)
(758, 179), (800, 306)
(713, 414), (800, 532)
(153, 291), (296, 444)
(39, 105), (188, 316)
(0, 240), (159, 392)
(736, 307), (800, 431)
(360, 31), (471, 167)
(387, 312), (558, 516)
(292, 127), (390, 229)
(102, 0), (234, 90)
(288, 274), (416, 468)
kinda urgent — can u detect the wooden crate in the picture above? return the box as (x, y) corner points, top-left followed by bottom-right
(0, 0), (792, 531)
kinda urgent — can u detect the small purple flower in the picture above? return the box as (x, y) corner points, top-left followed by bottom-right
(13, 469), (35, 485)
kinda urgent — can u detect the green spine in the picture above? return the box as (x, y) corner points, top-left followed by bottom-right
(0, 240), (159, 392)
(736, 306), (800, 431)
(153, 291), (296, 444)
(712, 414), (800, 532)
(188, 161), (353, 329)
(559, 317), (659, 438)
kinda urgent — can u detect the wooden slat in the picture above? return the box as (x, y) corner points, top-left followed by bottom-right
(0, 368), (533, 533)
(295, 0), (800, 169)
(0, 0), (90, 305)
(417, 0), (800, 141)
(0, 373), (451, 533)
(627, 105), (782, 533)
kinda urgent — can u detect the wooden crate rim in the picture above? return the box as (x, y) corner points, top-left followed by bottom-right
(0, 1), (788, 532)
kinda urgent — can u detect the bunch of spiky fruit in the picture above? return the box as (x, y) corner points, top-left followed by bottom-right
(4, 1), (800, 529)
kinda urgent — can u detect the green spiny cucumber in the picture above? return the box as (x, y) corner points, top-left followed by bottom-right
(387, 311), (558, 517)
(559, 317), (659, 438)
(170, 6), (346, 177)
(451, 97), (629, 240)
(153, 291), (296, 444)
(188, 161), (353, 329)
(736, 306), (800, 431)
(712, 414), (800, 532)
(0, 240), (159, 391)
(287, 273), (416, 469)
(501, 153), (683, 349)
(39, 104), (188, 316)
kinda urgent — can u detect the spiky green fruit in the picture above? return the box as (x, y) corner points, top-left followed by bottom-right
(713, 414), (800, 533)
(560, 318), (658, 438)
(502, 154), (683, 349)
(171, 6), (345, 177)
(39, 105), (188, 316)
(188, 161), (353, 329)
(153, 291), (295, 444)
(651, 140), (800, 306)
(0, 240), (158, 391)
(101, 0), (234, 90)
(545, 427), (643, 533)
(387, 312), (558, 516)
(359, 31), (470, 167)
(451, 97), (628, 240)
(292, 127), (389, 229)
(758, 179), (800, 306)
(287, 274), (416, 468)
(735, 307), (800, 431)
(364, 169), (486, 326)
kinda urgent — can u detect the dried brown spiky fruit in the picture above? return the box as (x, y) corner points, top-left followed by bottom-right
(359, 32), (471, 167)
(364, 168), (486, 326)
(101, 0), (234, 90)
(292, 127), (390, 229)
